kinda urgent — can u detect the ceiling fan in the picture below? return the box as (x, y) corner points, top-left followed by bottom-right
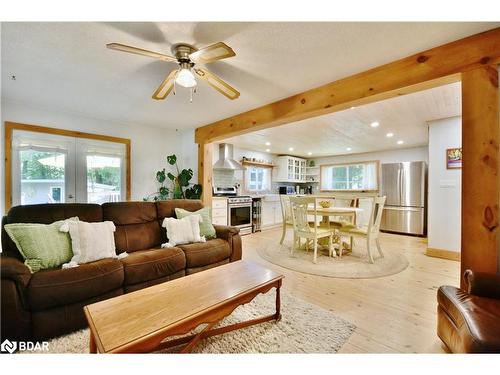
(106, 41), (240, 102)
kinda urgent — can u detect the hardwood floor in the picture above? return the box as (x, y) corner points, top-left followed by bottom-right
(241, 228), (460, 353)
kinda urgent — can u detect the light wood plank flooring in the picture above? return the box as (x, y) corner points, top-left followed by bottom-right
(241, 228), (459, 353)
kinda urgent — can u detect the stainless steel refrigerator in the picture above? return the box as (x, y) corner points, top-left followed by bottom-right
(380, 161), (427, 236)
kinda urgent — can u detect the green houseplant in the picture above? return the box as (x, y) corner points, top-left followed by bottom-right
(144, 154), (202, 201)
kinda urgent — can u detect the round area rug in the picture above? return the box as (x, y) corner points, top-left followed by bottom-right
(257, 240), (409, 279)
(41, 291), (355, 354)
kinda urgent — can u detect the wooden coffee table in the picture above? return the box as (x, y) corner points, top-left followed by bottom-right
(84, 260), (284, 353)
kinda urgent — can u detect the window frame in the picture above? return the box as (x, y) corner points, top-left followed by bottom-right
(4, 121), (131, 212)
(244, 165), (272, 193)
(319, 160), (380, 192)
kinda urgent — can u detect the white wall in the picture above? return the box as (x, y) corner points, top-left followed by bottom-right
(312, 146), (429, 166)
(180, 128), (198, 184)
(1, 99), (182, 211)
(428, 116), (461, 252)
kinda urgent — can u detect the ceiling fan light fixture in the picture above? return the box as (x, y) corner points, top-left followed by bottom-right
(175, 68), (197, 88)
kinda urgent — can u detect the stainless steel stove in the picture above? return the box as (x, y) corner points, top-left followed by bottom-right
(213, 187), (253, 235)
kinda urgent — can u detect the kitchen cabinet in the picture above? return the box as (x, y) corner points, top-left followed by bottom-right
(262, 197), (283, 228)
(273, 156), (307, 183)
(211, 197), (228, 226)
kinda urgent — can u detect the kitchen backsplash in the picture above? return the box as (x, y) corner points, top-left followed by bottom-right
(213, 169), (236, 187)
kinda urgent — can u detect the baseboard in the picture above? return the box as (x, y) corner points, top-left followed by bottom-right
(425, 247), (460, 262)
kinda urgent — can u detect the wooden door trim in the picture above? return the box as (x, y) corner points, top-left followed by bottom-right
(4, 121), (132, 212)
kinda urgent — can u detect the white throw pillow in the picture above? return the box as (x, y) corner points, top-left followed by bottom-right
(161, 214), (206, 248)
(60, 221), (123, 267)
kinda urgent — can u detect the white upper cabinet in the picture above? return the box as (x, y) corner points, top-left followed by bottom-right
(273, 156), (307, 182)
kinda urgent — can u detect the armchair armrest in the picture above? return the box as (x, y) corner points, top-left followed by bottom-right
(1, 256), (32, 290)
(464, 269), (500, 299)
(213, 225), (242, 262)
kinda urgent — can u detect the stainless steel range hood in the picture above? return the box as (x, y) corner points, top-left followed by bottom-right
(213, 143), (244, 170)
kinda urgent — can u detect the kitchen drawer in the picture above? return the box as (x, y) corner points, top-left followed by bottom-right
(212, 199), (228, 209)
(212, 207), (227, 218)
(212, 216), (228, 225)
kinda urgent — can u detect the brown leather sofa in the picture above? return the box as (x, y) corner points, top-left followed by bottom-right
(437, 270), (500, 353)
(1, 200), (242, 342)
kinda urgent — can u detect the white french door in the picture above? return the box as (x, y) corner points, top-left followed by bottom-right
(11, 130), (126, 206)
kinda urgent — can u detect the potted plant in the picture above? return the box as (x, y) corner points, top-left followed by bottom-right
(144, 154), (202, 201)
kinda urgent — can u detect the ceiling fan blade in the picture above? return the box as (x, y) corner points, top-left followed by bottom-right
(107, 43), (177, 62)
(194, 68), (240, 100)
(189, 42), (236, 64)
(152, 69), (179, 100)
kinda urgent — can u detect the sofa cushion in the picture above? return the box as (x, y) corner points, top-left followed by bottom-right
(177, 238), (231, 268)
(3, 203), (102, 258)
(156, 200), (204, 243)
(27, 258), (124, 311)
(102, 202), (161, 253)
(438, 285), (500, 352)
(121, 247), (186, 286)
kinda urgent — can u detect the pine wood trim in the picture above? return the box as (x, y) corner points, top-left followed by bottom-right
(461, 65), (499, 285)
(198, 142), (213, 206)
(425, 247), (460, 262)
(4, 121), (132, 211)
(195, 28), (500, 144)
(241, 160), (274, 168)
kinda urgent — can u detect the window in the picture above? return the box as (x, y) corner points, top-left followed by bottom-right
(7, 123), (130, 209)
(245, 166), (271, 192)
(320, 161), (379, 191)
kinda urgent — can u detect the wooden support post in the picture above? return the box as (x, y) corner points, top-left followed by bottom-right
(461, 65), (499, 286)
(198, 142), (213, 207)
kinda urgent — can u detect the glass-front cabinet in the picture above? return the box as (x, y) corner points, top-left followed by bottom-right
(274, 155), (308, 183)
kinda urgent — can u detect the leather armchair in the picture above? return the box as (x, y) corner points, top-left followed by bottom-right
(437, 269), (500, 353)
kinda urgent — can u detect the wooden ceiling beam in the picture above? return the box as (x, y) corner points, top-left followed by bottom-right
(195, 27), (500, 144)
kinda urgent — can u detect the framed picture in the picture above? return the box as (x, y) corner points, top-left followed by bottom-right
(446, 147), (462, 169)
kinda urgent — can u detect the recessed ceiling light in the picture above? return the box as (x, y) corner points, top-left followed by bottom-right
(289, 147), (294, 152)
(307, 152), (312, 156)
(350, 106), (356, 110)
(265, 142), (271, 146)
(386, 132), (394, 138)
(370, 121), (380, 128)
(397, 140), (404, 145)
(346, 147), (352, 151)
(266, 148), (271, 152)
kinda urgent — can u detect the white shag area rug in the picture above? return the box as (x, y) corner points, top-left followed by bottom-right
(257, 240), (409, 279)
(44, 291), (355, 353)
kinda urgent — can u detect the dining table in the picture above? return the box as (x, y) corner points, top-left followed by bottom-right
(307, 206), (364, 226)
(306, 205), (365, 252)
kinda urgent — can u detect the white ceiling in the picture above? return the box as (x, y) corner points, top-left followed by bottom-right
(1, 22), (497, 130)
(222, 82), (461, 157)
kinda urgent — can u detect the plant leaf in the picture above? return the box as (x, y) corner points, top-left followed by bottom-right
(167, 154), (177, 165)
(167, 172), (176, 181)
(185, 184), (202, 199)
(178, 168), (193, 187)
(156, 169), (166, 183)
(159, 186), (169, 197)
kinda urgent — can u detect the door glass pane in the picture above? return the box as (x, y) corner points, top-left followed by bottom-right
(19, 149), (66, 204)
(87, 155), (122, 203)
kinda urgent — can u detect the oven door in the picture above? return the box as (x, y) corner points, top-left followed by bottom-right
(228, 204), (252, 229)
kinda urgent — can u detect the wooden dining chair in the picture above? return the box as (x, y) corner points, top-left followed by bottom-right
(280, 195), (317, 244)
(289, 196), (336, 263)
(337, 196), (386, 263)
(279, 195), (293, 244)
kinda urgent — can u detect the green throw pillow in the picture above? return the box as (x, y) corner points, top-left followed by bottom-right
(175, 207), (216, 240)
(4, 217), (78, 273)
